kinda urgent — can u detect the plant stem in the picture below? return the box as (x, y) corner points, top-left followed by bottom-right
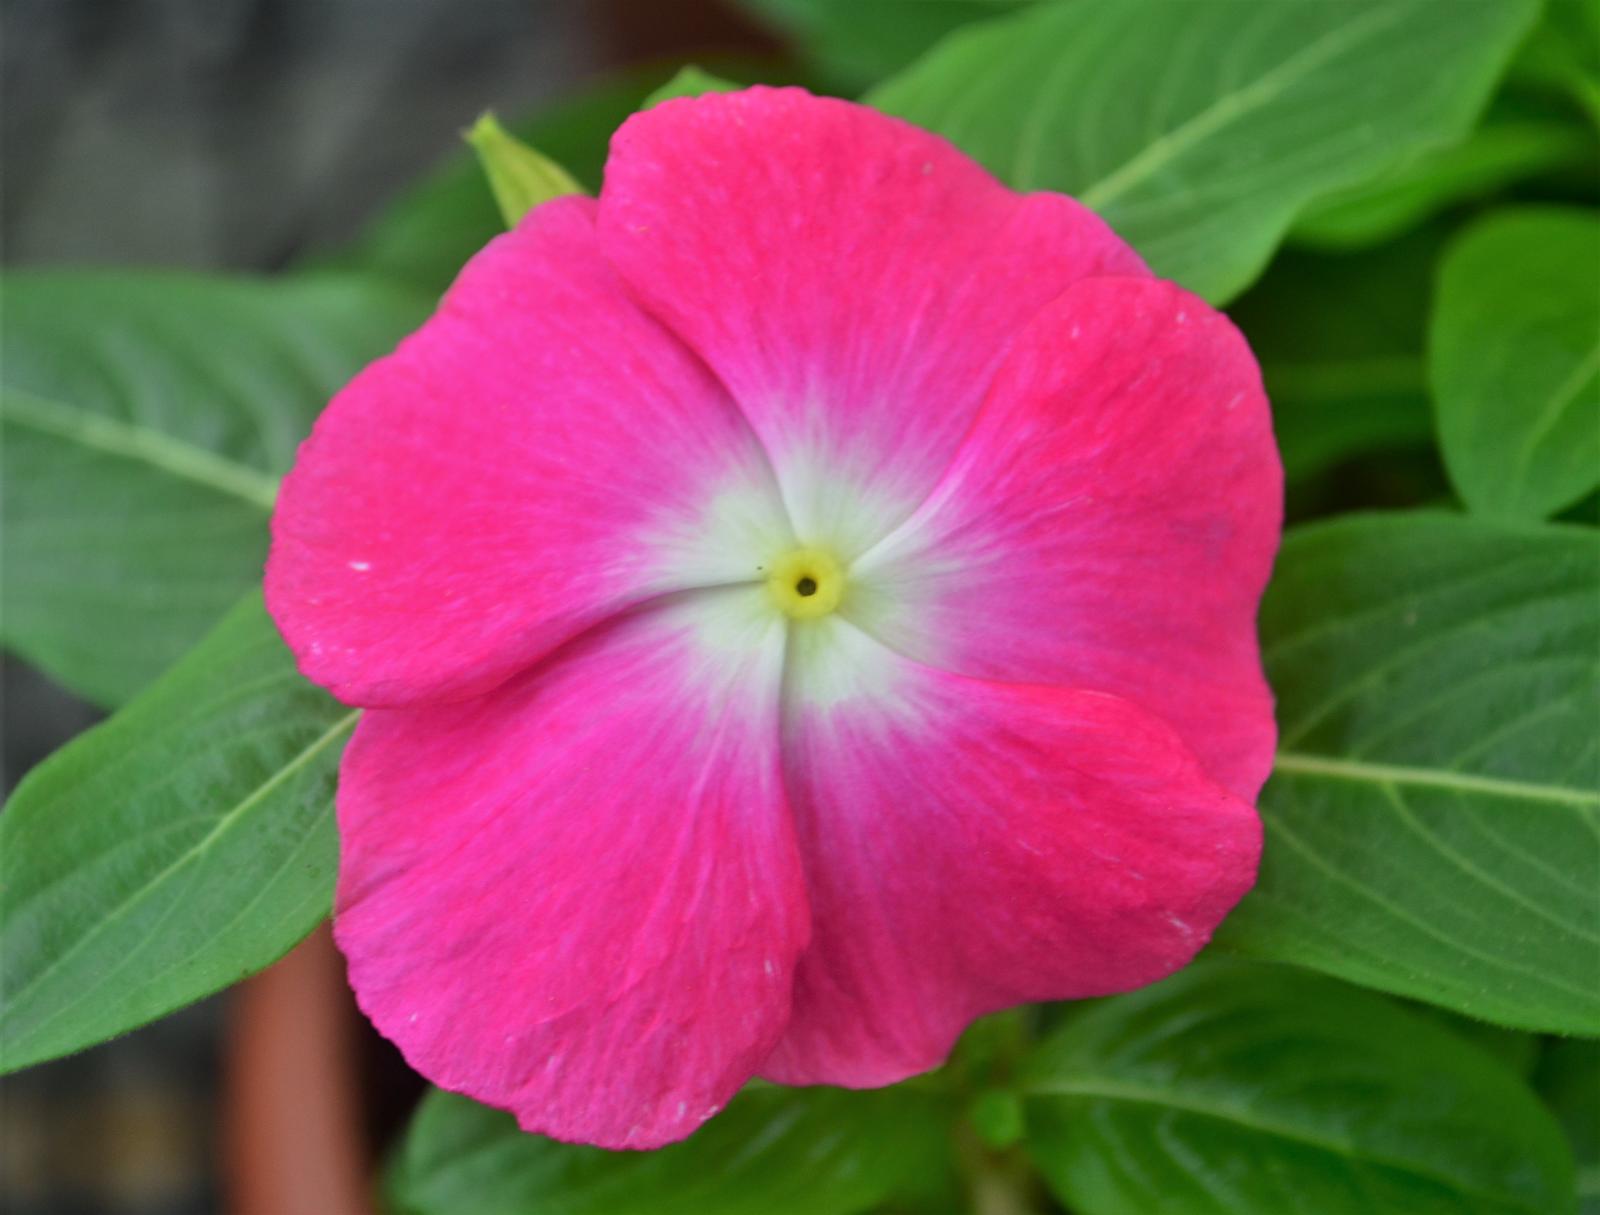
(955, 1122), (1040, 1215)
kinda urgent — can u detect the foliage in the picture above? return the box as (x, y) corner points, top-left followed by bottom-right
(1217, 512), (1599, 1033)
(3, 0), (1597, 1211)
(1022, 962), (1575, 1215)
(388, 1083), (955, 1215)
(466, 112), (585, 228)
(1, 271), (428, 706)
(1431, 207), (1600, 519)
(867, 0), (1539, 302)
(0, 594), (349, 1071)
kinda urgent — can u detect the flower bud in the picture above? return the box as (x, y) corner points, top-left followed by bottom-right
(466, 112), (583, 228)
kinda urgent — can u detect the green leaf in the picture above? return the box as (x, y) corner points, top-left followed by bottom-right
(0, 269), (428, 706)
(1231, 225), (1440, 485)
(967, 1089), (1025, 1150)
(1407, 1007), (1541, 1078)
(387, 1083), (952, 1215)
(1535, 1040), (1600, 1214)
(1217, 512), (1600, 1033)
(1512, 0), (1600, 132)
(1430, 207), (1600, 521)
(1020, 961), (1577, 1215)
(644, 65), (740, 108)
(0, 593), (351, 1073)
(867, 0), (1538, 302)
(466, 111), (584, 229)
(1293, 116), (1597, 249)
(733, 0), (1029, 91)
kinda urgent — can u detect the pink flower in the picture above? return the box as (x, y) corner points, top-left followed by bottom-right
(266, 88), (1280, 1149)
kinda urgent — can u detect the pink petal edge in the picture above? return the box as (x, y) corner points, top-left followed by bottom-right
(267, 196), (787, 709)
(764, 620), (1262, 1085)
(333, 592), (809, 1148)
(849, 275), (1282, 799)
(268, 87), (1286, 1145)
(598, 86), (1148, 555)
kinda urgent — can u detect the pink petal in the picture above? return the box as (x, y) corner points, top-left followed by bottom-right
(849, 276), (1281, 798)
(763, 621), (1260, 1086)
(597, 87), (1146, 556)
(267, 196), (789, 707)
(333, 591), (809, 1148)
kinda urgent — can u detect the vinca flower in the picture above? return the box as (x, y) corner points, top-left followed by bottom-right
(266, 88), (1281, 1149)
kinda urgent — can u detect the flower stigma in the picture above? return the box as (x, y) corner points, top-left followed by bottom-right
(766, 546), (845, 619)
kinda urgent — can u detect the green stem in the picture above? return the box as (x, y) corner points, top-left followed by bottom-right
(955, 1123), (1040, 1215)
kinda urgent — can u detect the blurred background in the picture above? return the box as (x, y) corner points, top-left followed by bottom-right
(1, 2), (781, 1211)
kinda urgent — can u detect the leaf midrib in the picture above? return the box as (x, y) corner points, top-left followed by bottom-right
(1023, 1075), (1544, 1213)
(0, 709), (358, 1046)
(1078, 3), (1409, 211)
(1271, 751), (1600, 810)
(1507, 339), (1600, 491)
(2, 384), (280, 510)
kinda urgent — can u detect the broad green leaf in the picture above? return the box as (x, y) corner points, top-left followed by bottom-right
(868, 0), (1538, 302)
(1, 269), (428, 706)
(733, 0), (1029, 91)
(1293, 116), (1597, 249)
(466, 111), (584, 228)
(644, 65), (740, 108)
(387, 1083), (953, 1215)
(1217, 512), (1600, 1033)
(0, 593), (351, 1073)
(1231, 225), (1440, 486)
(1408, 1008), (1540, 1078)
(1021, 961), (1577, 1215)
(1430, 208), (1600, 521)
(1535, 1040), (1600, 1213)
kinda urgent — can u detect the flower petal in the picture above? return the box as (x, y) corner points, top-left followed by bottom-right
(598, 87), (1146, 556)
(333, 590), (808, 1148)
(762, 620), (1260, 1086)
(849, 276), (1280, 798)
(268, 196), (789, 707)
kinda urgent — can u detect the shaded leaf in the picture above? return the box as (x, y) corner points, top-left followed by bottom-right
(1535, 1039), (1600, 1214)
(733, 0), (1028, 91)
(1293, 116), (1596, 249)
(1021, 961), (1577, 1215)
(1511, 0), (1600, 131)
(1231, 225), (1441, 486)
(0, 593), (351, 1073)
(1217, 512), (1600, 1033)
(1, 269), (427, 705)
(1403, 1004), (1541, 1078)
(868, 0), (1537, 301)
(1431, 207), (1600, 520)
(387, 1083), (953, 1215)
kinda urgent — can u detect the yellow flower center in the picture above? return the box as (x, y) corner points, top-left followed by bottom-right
(766, 547), (845, 619)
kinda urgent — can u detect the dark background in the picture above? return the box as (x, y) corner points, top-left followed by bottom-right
(0, 2), (776, 1211)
